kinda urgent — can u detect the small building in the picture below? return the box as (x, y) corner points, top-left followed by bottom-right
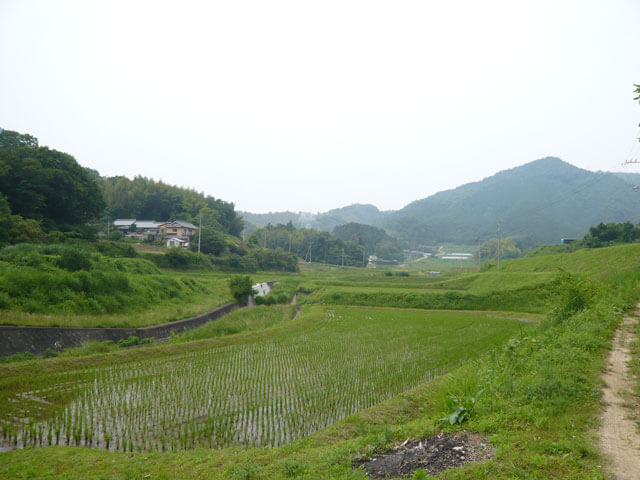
(166, 237), (189, 248)
(561, 238), (576, 245)
(367, 255), (378, 268)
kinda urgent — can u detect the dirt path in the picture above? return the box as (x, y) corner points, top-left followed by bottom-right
(599, 313), (640, 480)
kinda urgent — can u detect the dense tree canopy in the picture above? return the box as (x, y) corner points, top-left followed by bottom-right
(332, 222), (403, 262)
(0, 129), (105, 230)
(248, 223), (369, 267)
(581, 221), (640, 248)
(100, 176), (243, 237)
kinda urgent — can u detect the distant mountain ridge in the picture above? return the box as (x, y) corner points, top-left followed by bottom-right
(385, 157), (640, 248)
(240, 203), (386, 232)
(242, 157), (640, 249)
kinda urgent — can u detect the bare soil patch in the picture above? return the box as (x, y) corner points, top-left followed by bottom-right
(599, 314), (640, 480)
(356, 431), (494, 478)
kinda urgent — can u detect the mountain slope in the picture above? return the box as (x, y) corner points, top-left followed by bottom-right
(240, 204), (385, 232)
(384, 157), (640, 248)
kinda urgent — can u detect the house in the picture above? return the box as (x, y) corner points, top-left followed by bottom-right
(112, 219), (166, 239)
(159, 221), (198, 239)
(113, 219), (136, 234)
(112, 219), (199, 248)
(135, 221), (165, 236)
(166, 237), (189, 248)
(367, 255), (378, 268)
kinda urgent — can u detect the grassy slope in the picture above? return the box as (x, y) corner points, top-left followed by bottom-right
(0, 272), (232, 328)
(497, 242), (640, 279)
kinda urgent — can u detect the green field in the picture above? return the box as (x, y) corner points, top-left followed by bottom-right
(0, 307), (529, 452)
(1, 242), (640, 479)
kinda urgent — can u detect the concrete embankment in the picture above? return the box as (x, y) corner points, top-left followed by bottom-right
(0, 302), (237, 357)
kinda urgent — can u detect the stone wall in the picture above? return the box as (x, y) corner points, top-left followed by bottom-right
(0, 302), (237, 357)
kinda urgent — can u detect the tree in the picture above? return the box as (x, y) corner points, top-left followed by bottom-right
(477, 237), (521, 261)
(228, 276), (254, 306)
(190, 226), (227, 255)
(0, 129), (105, 229)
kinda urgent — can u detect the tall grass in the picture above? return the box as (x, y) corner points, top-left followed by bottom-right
(0, 243), (232, 327)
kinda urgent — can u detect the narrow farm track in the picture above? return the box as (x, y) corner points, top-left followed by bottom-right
(599, 311), (640, 480)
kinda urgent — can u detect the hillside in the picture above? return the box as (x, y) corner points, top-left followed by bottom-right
(240, 203), (385, 232)
(383, 157), (640, 248)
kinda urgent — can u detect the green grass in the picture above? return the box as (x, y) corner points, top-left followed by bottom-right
(493, 242), (640, 279)
(171, 304), (297, 343)
(0, 243), (238, 327)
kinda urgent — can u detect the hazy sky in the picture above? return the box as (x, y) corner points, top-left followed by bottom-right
(1, 1), (639, 213)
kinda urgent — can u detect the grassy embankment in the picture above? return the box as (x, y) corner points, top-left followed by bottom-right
(0, 243), (234, 328)
(1, 243), (640, 478)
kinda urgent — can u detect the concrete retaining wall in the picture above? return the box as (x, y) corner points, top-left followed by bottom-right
(0, 302), (237, 357)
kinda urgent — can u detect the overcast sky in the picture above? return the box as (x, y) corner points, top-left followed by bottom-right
(1, 1), (639, 213)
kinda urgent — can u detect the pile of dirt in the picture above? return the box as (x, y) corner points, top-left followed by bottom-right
(356, 431), (494, 478)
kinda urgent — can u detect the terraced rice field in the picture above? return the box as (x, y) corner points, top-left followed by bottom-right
(0, 306), (528, 452)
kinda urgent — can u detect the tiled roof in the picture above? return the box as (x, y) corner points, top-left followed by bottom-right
(113, 219), (136, 226)
(166, 221), (198, 229)
(135, 221), (164, 229)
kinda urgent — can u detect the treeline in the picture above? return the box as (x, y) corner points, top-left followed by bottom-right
(247, 222), (401, 267)
(248, 223), (365, 266)
(100, 176), (243, 237)
(0, 128), (245, 248)
(581, 221), (640, 248)
(147, 244), (298, 272)
(0, 129), (105, 245)
(332, 222), (403, 262)
(527, 221), (640, 257)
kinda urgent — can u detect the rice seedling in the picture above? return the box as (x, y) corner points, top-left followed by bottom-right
(0, 307), (524, 452)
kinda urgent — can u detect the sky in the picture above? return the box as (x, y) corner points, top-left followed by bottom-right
(1, 1), (639, 214)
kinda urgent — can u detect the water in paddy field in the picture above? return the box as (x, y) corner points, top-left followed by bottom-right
(1, 309), (501, 454)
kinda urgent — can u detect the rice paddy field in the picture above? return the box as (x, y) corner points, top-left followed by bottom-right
(0, 307), (529, 453)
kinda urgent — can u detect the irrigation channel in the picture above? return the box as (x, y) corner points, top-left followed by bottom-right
(1, 303), (528, 454)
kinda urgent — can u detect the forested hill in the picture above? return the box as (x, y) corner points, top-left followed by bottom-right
(241, 203), (385, 232)
(0, 128), (244, 243)
(100, 176), (244, 237)
(383, 157), (640, 248)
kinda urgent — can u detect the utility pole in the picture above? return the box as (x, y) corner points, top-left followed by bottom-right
(476, 238), (480, 267)
(342, 248), (345, 267)
(497, 221), (503, 272)
(288, 233), (292, 252)
(198, 212), (202, 253)
(263, 229), (267, 249)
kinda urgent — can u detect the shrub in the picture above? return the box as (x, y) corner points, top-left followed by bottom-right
(43, 348), (59, 358)
(0, 351), (36, 363)
(229, 276), (254, 306)
(58, 247), (92, 271)
(0, 291), (10, 309)
(548, 271), (598, 324)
